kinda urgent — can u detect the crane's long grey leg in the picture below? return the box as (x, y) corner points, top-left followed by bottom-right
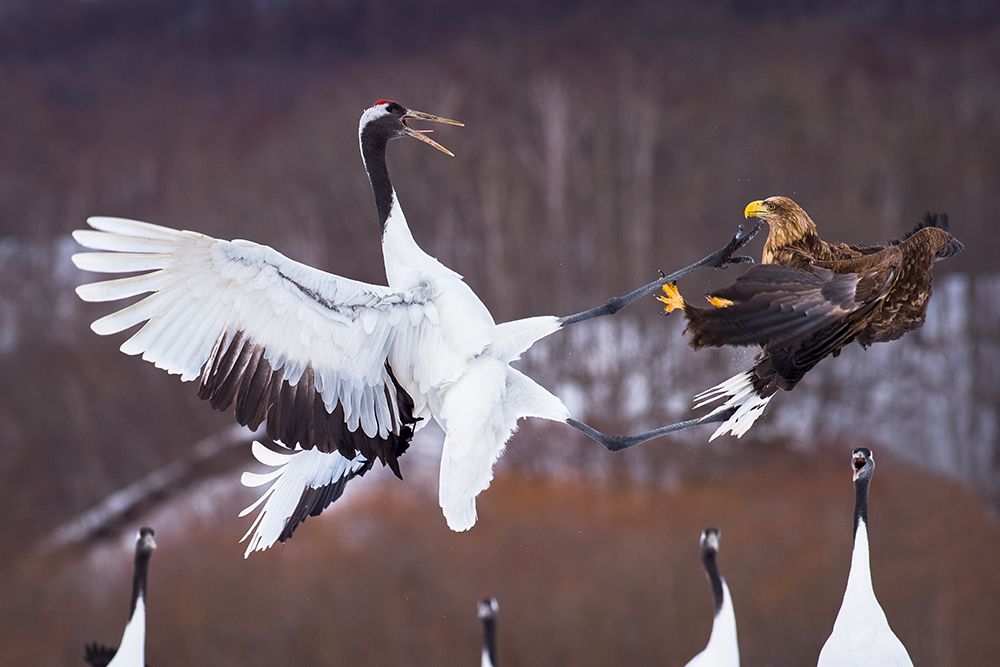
(566, 410), (735, 452)
(558, 222), (761, 327)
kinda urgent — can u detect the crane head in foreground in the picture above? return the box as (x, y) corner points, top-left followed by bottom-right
(852, 446), (874, 483)
(71, 98), (760, 556)
(649, 195), (962, 443)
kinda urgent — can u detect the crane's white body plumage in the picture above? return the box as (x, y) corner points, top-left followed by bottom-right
(685, 581), (740, 667)
(817, 519), (912, 667)
(73, 174), (567, 555)
(105, 596), (145, 667)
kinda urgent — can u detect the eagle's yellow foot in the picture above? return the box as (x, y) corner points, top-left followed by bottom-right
(657, 282), (685, 313)
(706, 294), (734, 308)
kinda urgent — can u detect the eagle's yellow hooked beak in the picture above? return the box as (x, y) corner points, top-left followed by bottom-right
(744, 200), (766, 219)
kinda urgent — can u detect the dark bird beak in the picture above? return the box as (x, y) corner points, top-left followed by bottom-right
(744, 200), (766, 219)
(401, 109), (464, 157)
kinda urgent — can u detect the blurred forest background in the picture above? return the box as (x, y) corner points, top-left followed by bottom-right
(1, 0), (999, 665)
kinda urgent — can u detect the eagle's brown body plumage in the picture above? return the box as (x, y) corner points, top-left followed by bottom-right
(674, 196), (962, 438)
(755, 199), (961, 347)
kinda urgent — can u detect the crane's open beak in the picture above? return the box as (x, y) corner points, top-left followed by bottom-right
(401, 109), (464, 157)
(852, 453), (867, 481)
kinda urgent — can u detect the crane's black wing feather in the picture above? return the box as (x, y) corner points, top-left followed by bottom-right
(83, 643), (150, 667)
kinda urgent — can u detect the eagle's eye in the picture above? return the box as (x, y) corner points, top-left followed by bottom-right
(765, 201), (776, 212)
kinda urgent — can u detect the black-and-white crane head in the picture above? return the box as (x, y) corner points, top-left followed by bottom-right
(359, 99), (464, 156)
(479, 598), (500, 620)
(852, 447), (874, 482)
(477, 597), (499, 620)
(700, 527), (721, 555)
(137, 526), (156, 554)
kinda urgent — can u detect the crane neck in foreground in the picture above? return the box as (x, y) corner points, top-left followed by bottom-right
(853, 473), (870, 541)
(130, 546), (152, 617)
(701, 548), (725, 616)
(109, 596), (145, 667)
(845, 473), (876, 601)
(481, 616), (497, 667)
(702, 582), (740, 663)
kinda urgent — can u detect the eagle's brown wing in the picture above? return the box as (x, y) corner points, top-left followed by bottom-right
(752, 288), (890, 393)
(848, 212), (954, 255)
(856, 226), (963, 346)
(683, 251), (899, 350)
(741, 247), (904, 394)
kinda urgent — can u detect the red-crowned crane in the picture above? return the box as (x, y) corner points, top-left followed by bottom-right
(72, 100), (754, 556)
(84, 527), (156, 667)
(685, 528), (740, 666)
(478, 597), (499, 667)
(817, 448), (912, 666)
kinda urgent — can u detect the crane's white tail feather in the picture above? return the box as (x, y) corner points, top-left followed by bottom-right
(693, 371), (772, 441)
(239, 441), (368, 558)
(439, 362), (569, 531)
(488, 315), (562, 363)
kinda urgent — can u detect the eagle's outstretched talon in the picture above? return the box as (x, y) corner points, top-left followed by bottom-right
(657, 282), (685, 314)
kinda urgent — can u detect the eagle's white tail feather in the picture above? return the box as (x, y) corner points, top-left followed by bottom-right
(238, 441), (366, 558)
(694, 371), (773, 441)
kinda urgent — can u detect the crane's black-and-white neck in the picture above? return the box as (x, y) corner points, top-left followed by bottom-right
(853, 464), (870, 541)
(845, 448), (876, 603)
(130, 528), (155, 617)
(360, 112), (397, 232)
(818, 448), (912, 666)
(701, 533), (725, 616)
(478, 597), (499, 667)
(687, 528), (740, 666)
(101, 527), (155, 667)
(358, 104), (430, 285)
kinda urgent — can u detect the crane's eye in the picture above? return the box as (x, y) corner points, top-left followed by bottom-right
(386, 103), (404, 115)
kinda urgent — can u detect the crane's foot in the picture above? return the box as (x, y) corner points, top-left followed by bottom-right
(657, 282), (685, 314)
(559, 225), (759, 327)
(705, 294), (734, 308)
(704, 221), (762, 269)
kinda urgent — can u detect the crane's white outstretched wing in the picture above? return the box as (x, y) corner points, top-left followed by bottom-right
(72, 216), (435, 472)
(238, 440), (372, 558)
